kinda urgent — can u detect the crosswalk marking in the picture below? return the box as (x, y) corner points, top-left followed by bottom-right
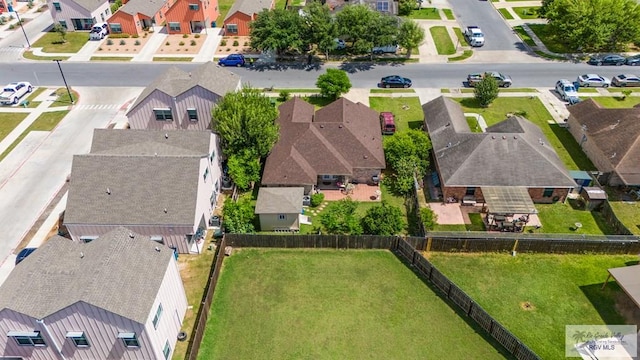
(74, 104), (120, 110)
(0, 47), (25, 54)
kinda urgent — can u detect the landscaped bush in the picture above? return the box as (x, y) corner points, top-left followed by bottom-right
(278, 90), (291, 102)
(119, 39), (126, 45)
(132, 34), (139, 38)
(182, 34), (189, 38)
(220, 40), (227, 46)
(106, 39), (113, 45)
(244, 41), (249, 46)
(37, 5), (47, 12)
(27, 0), (34, 9)
(8, 24), (15, 30)
(134, 40), (140, 45)
(165, 41), (170, 46)
(179, 41), (185, 46)
(194, 34), (200, 38)
(310, 193), (325, 207)
(108, 33), (130, 38)
(190, 40), (196, 46)
(233, 40), (239, 46)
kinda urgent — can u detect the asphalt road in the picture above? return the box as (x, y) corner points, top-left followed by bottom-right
(0, 61), (634, 89)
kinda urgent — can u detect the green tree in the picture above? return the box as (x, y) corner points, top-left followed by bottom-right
(222, 198), (255, 233)
(302, 2), (337, 59)
(397, 19), (424, 57)
(227, 149), (261, 191)
(250, 9), (304, 55)
(316, 68), (352, 100)
(211, 86), (279, 158)
(538, 0), (555, 18)
(361, 201), (405, 235)
(52, 23), (67, 42)
(474, 76), (499, 107)
(398, 0), (415, 16)
(337, 5), (398, 56)
(420, 207), (438, 231)
(383, 129), (431, 195)
(320, 199), (363, 235)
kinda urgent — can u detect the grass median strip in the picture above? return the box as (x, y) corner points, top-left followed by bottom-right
(153, 57), (194, 62)
(442, 8), (455, 20)
(0, 113), (29, 143)
(512, 6), (540, 19)
(0, 110), (68, 162)
(23, 51), (70, 61)
(513, 26), (536, 47)
(497, 8), (514, 20)
(91, 56), (133, 61)
(430, 26), (455, 55)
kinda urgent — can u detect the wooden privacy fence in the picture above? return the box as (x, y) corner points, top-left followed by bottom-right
(395, 238), (540, 360)
(225, 234), (427, 250)
(185, 236), (227, 360)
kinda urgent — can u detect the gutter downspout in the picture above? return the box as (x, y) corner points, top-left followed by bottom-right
(36, 319), (66, 360)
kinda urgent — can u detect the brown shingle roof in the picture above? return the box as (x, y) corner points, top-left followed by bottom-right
(262, 97), (385, 186)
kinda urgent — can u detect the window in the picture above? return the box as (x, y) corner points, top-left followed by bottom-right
(278, 214), (286, 220)
(9, 331), (46, 347)
(203, 168), (209, 181)
(169, 22), (181, 32)
(59, 20), (67, 29)
(376, 1), (389, 11)
(187, 108), (198, 121)
(117, 332), (139, 347)
(150, 236), (164, 244)
(163, 340), (171, 360)
(53, 2), (61, 11)
(101, 14), (105, 21)
(188, 3), (199, 10)
(226, 24), (238, 34)
(543, 188), (554, 197)
(110, 23), (122, 33)
(80, 236), (98, 243)
(209, 151), (215, 163)
(465, 187), (475, 196)
(153, 108), (173, 121)
(152, 303), (163, 329)
(66, 332), (90, 347)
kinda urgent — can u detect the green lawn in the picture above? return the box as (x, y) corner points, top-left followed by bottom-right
(454, 97), (595, 170)
(535, 202), (614, 234)
(407, 7), (441, 20)
(428, 253), (637, 360)
(369, 97), (423, 131)
(198, 249), (507, 360)
(452, 27), (466, 45)
(0, 113), (28, 143)
(527, 24), (573, 54)
(25, 87), (46, 102)
(497, 8), (514, 20)
(50, 88), (79, 107)
(430, 26), (455, 55)
(513, 25), (536, 47)
(449, 49), (473, 62)
(31, 31), (88, 53)
(370, 89), (415, 94)
(512, 6), (540, 19)
(217, 0), (237, 22)
(22, 51), (70, 61)
(152, 57), (193, 62)
(0, 110), (68, 162)
(608, 200), (640, 235)
(466, 116), (482, 133)
(590, 96), (640, 108)
(442, 8), (455, 20)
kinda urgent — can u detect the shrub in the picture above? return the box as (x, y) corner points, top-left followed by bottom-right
(278, 90), (291, 102)
(220, 40), (227, 46)
(109, 33), (130, 38)
(194, 34), (201, 38)
(190, 40), (196, 46)
(179, 41), (185, 46)
(134, 40), (140, 46)
(310, 193), (324, 207)
(98, 47), (103, 51)
(27, 0), (34, 9)
(8, 24), (15, 30)
(473, 76), (499, 107)
(420, 207), (438, 231)
(226, 48), (230, 51)
(165, 41), (170, 46)
(132, 34), (139, 38)
(119, 39), (126, 45)
(182, 33), (189, 38)
(233, 40), (239, 46)
(9, 14), (14, 20)
(244, 41), (249, 46)
(106, 39), (113, 45)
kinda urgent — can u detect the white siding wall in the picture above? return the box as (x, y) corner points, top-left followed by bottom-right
(90, 2), (111, 23)
(259, 213), (299, 231)
(142, 258), (188, 360)
(66, 224), (194, 253)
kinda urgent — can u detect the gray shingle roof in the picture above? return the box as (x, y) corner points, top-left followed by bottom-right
(224, 0), (273, 21)
(117, 0), (167, 17)
(0, 228), (173, 323)
(423, 96), (576, 187)
(73, 0), (108, 12)
(128, 62), (241, 113)
(262, 97), (385, 186)
(255, 187), (304, 214)
(90, 129), (211, 155)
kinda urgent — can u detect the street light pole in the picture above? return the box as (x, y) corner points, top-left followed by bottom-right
(53, 59), (74, 105)
(8, 4), (31, 48)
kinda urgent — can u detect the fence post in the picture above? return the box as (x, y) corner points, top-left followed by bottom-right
(512, 239), (519, 253)
(467, 300), (473, 316)
(426, 236), (432, 252)
(411, 250), (418, 265)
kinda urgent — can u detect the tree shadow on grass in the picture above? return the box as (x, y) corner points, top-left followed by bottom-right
(459, 97), (482, 109)
(579, 283), (627, 325)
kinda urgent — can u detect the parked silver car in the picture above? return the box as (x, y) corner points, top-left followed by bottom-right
(576, 74), (611, 88)
(612, 74), (640, 87)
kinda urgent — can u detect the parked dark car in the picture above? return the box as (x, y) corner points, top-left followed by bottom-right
(612, 74), (640, 87)
(588, 54), (626, 66)
(379, 75), (412, 88)
(626, 54), (640, 66)
(15, 247), (36, 265)
(218, 54), (246, 67)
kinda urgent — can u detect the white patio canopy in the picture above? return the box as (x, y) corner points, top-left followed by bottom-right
(482, 186), (537, 215)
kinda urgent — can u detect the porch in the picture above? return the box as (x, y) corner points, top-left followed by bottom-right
(320, 184), (382, 202)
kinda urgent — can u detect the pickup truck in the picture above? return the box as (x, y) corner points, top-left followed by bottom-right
(0, 82), (32, 105)
(464, 26), (485, 47)
(467, 72), (512, 88)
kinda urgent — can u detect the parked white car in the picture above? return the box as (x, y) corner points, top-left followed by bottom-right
(0, 82), (32, 105)
(89, 22), (109, 40)
(555, 79), (579, 102)
(372, 45), (398, 54)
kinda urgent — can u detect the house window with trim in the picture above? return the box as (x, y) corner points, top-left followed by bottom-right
(117, 332), (139, 347)
(163, 340), (171, 360)
(188, 3), (199, 10)
(465, 187), (475, 196)
(59, 20), (67, 29)
(53, 2), (61, 11)
(169, 22), (181, 32)
(8, 331), (46, 346)
(110, 23), (122, 33)
(152, 303), (163, 329)
(154, 108), (173, 121)
(376, 1), (389, 12)
(226, 24), (238, 34)
(66, 332), (90, 347)
(543, 188), (554, 197)
(187, 108), (198, 122)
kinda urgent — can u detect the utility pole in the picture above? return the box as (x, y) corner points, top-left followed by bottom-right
(8, 4), (31, 48)
(53, 59), (74, 105)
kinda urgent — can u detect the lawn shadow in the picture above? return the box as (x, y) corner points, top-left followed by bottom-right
(548, 124), (596, 170)
(591, 210), (617, 235)
(408, 120), (424, 130)
(391, 250), (517, 360)
(459, 97), (482, 109)
(579, 283), (627, 325)
(625, 260), (639, 266)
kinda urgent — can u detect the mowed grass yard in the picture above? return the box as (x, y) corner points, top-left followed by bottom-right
(198, 249), (507, 360)
(427, 253), (638, 360)
(369, 96), (424, 131)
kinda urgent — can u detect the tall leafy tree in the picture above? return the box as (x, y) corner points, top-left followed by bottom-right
(383, 129), (432, 195)
(211, 86), (279, 158)
(397, 19), (425, 57)
(336, 5), (380, 54)
(222, 198), (255, 233)
(320, 199), (362, 235)
(302, 2), (337, 59)
(398, 0), (415, 16)
(250, 9), (304, 55)
(316, 69), (352, 100)
(361, 201), (405, 235)
(474, 76), (499, 107)
(227, 149), (262, 191)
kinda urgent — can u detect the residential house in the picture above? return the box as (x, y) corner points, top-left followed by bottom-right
(255, 187), (304, 231)
(566, 99), (640, 186)
(322, 0), (398, 14)
(0, 0), (9, 15)
(107, 0), (176, 36)
(127, 62), (241, 130)
(0, 227), (187, 360)
(423, 96), (576, 207)
(262, 97), (385, 194)
(48, 0), (111, 30)
(164, 0), (219, 34)
(64, 129), (221, 253)
(222, 0), (273, 36)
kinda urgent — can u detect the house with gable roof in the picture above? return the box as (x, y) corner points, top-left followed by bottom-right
(222, 0), (274, 36)
(107, 0), (176, 36)
(127, 62), (241, 131)
(48, 0), (112, 30)
(566, 99), (640, 186)
(64, 129), (220, 253)
(0, 227), (187, 360)
(423, 96), (576, 210)
(261, 97), (385, 194)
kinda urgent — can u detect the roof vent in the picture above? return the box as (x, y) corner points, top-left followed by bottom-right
(363, 155), (368, 159)
(502, 136), (506, 140)
(155, 247), (161, 252)
(339, 125), (343, 128)
(164, 208), (168, 213)
(154, 152), (158, 156)
(80, 252), (84, 259)
(128, 232), (135, 239)
(320, 124), (324, 128)
(514, 136), (517, 139)
(165, 133), (169, 139)
(491, 135), (495, 139)
(610, 152), (617, 158)
(445, 122), (451, 127)
(106, 188), (111, 195)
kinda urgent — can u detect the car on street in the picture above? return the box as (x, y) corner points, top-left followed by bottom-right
(218, 54), (246, 67)
(0, 81), (32, 105)
(612, 74), (640, 87)
(467, 71), (512, 87)
(626, 54), (640, 66)
(379, 75), (412, 88)
(379, 112), (396, 134)
(576, 74), (611, 87)
(335, 39), (346, 50)
(464, 26), (485, 47)
(555, 79), (579, 101)
(587, 54), (626, 66)
(372, 45), (398, 55)
(15, 247), (37, 265)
